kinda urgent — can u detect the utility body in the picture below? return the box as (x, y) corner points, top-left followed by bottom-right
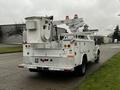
(19, 15), (100, 75)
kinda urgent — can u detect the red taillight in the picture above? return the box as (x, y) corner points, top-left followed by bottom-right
(64, 44), (71, 48)
(64, 44), (67, 48)
(68, 44), (71, 48)
(25, 45), (31, 48)
(28, 45), (31, 47)
(25, 45), (27, 48)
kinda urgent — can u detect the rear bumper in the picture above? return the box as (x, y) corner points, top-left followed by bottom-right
(19, 56), (75, 71)
(18, 64), (74, 71)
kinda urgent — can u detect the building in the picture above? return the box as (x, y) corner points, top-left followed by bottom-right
(0, 24), (25, 44)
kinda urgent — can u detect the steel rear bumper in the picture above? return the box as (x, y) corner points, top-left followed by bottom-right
(18, 64), (74, 71)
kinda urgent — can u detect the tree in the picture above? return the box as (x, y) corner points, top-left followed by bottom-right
(8, 24), (24, 36)
(0, 26), (3, 42)
(112, 25), (120, 43)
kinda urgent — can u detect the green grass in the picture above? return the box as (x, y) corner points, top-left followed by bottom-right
(0, 46), (22, 53)
(75, 52), (120, 90)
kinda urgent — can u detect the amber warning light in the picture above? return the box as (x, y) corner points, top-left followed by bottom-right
(66, 16), (69, 20)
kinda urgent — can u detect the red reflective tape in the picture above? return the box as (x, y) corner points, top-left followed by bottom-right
(67, 54), (74, 58)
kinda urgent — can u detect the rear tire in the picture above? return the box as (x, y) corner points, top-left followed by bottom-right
(80, 60), (87, 76)
(74, 58), (87, 76)
(95, 51), (100, 63)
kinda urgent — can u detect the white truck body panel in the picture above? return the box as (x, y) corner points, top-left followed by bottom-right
(23, 35), (99, 71)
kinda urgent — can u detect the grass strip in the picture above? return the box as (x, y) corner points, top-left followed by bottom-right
(75, 52), (120, 90)
(0, 46), (22, 54)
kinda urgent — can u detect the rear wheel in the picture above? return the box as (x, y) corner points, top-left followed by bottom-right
(74, 57), (87, 76)
(95, 51), (100, 63)
(80, 60), (87, 75)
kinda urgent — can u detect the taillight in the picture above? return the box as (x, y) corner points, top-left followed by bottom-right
(25, 45), (31, 48)
(64, 44), (71, 48)
(28, 45), (31, 47)
(68, 44), (71, 48)
(25, 45), (27, 48)
(64, 44), (67, 48)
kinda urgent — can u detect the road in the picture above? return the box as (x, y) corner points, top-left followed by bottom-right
(0, 44), (120, 90)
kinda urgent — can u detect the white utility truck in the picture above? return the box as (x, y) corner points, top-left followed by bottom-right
(19, 15), (100, 75)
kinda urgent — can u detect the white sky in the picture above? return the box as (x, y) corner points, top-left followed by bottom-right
(0, 0), (120, 34)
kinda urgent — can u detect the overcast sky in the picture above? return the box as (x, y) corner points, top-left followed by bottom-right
(0, 0), (120, 33)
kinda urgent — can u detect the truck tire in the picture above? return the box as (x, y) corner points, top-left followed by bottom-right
(74, 57), (87, 76)
(80, 59), (87, 76)
(95, 51), (100, 63)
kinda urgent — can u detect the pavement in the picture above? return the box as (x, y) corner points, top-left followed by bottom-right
(0, 44), (119, 90)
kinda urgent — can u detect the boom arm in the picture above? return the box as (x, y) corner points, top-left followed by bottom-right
(53, 18), (84, 33)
